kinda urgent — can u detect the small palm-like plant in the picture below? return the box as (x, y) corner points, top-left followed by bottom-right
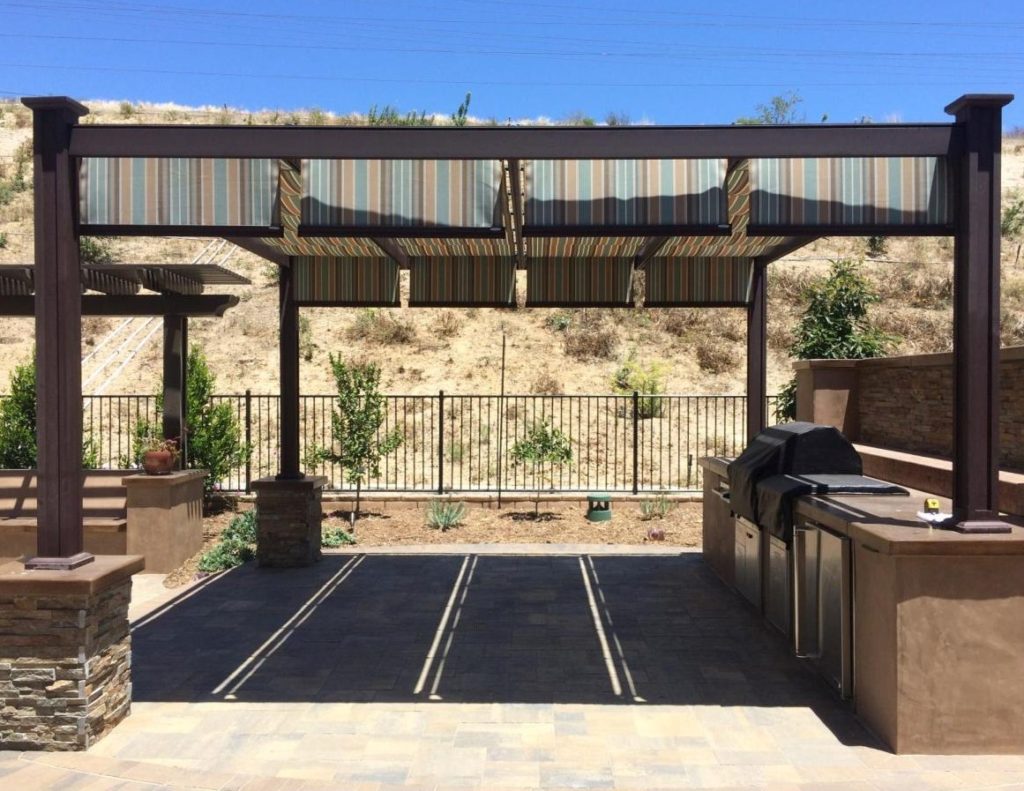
(426, 499), (467, 531)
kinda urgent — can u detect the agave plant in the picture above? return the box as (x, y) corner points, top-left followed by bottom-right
(426, 499), (467, 532)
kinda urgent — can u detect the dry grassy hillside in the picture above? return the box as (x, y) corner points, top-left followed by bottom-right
(1, 99), (1022, 397)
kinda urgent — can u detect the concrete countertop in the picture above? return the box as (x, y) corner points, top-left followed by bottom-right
(794, 492), (1024, 556)
(698, 456), (731, 479)
(0, 554), (145, 595)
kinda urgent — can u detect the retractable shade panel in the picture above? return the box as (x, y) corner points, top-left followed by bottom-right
(301, 159), (505, 233)
(410, 257), (516, 307)
(644, 258), (754, 307)
(524, 159), (728, 233)
(79, 158), (279, 229)
(292, 256), (400, 307)
(526, 258), (634, 307)
(749, 156), (953, 230)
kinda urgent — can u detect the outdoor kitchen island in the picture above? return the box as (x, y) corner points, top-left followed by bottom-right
(700, 455), (1024, 755)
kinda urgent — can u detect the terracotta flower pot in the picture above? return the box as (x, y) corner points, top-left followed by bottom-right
(142, 450), (176, 475)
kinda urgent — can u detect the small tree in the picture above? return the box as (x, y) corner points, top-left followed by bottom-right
(736, 92), (804, 125)
(308, 356), (402, 521)
(0, 357), (98, 468)
(510, 419), (573, 517)
(777, 260), (891, 420)
(611, 356), (666, 419)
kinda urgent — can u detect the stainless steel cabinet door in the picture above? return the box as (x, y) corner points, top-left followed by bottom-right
(817, 528), (853, 698)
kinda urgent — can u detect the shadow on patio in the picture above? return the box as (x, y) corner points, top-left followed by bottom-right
(130, 552), (875, 745)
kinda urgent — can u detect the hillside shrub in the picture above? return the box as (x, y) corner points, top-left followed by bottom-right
(777, 259), (891, 419)
(564, 312), (617, 360)
(433, 310), (462, 338)
(79, 237), (114, 265)
(1003, 190), (1024, 261)
(611, 357), (666, 418)
(347, 309), (416, 345)
(695, 337), (737, 374)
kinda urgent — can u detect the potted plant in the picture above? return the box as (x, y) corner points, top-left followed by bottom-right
(141, 435), (180, 476)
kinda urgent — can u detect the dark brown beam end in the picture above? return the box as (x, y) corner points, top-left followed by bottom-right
(370, 237), (411, 269)
(231, 237), (290, 268)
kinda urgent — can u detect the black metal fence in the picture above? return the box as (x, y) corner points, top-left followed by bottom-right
(81, 392), (781, 494)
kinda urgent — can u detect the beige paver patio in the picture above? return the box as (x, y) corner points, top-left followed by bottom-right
(3, 547), (1023, 790)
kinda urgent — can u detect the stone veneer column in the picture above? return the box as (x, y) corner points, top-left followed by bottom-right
(251, 476), (327, 568)
(0, 555), (144, 750)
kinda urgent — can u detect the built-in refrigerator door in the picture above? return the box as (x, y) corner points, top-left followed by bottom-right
(817, 527), (853, 698)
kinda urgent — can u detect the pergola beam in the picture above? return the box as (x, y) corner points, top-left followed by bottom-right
(0, 294), (239, 316)
(231, 237), (290, 268)
(746, 260), (768, 441)
(69, 122), (961, 160)
(371, 237), (411, 269)
(634, 236), (670, 269)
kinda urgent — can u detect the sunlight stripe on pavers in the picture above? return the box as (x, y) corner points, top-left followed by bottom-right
(578, 555), (622, 698)
(586, 554), (645, 703)
(213, 554), (365, 698)
(411, 553), (477, 698)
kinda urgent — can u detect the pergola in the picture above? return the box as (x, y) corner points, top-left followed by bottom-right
(21, 93), (1012, 569)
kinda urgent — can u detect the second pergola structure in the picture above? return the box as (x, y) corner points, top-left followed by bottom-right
(22, 92), (1013, 569)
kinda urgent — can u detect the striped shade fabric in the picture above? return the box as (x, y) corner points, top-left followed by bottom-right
(410, 257), (516, 307)
(527, 258), (634, 307)
(80, 158), (278, 227)
(524, 159), (727, 227)
(302, 159), (503, 228)
(749, 157), (952, 227)
(645, 258), (754, 306)
(292, 257), (399, 306)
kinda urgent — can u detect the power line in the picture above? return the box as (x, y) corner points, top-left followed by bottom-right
(0, 61), (1008, 90)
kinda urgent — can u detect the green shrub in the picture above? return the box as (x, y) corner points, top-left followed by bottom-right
(323, 526), (356, 547)
(0, 356), (99, 468)
(197, 538), (253, 572)
(426, 499), (467, 531)
(511, 419), (573, 516)
(777, 259), (891, 420)
(79, 237), (114, 265)
(184, 348), (250, 493)
(221, 509), (257, 545)
(640, 493), (673, 521)
(611, 357), (666, 418)
(0, 231), (7, 249)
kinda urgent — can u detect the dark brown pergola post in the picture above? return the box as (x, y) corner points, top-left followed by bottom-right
(946, 94), (1013, 532)
(23, 96), (91, 570)
(162, 314), (188, 464)
(277, 259), (302, 479)
(746, 259), (767, 441)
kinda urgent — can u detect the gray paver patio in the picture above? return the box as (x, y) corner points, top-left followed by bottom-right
(2, 547), (1023, 790)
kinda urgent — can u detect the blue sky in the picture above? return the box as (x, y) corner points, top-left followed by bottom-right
(1, 0), (1021, 127)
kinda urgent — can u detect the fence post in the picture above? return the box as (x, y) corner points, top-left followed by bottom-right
(632, 390), (639, 495)
(244, 389), (252, 493)
(437, 390), (445, 495)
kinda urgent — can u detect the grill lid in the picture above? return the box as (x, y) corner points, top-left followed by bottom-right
(727, 422), (862, 523)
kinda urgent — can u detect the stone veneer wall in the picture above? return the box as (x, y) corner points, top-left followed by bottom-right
(854, 346), (1024, 469)
(252, 476), (327, 568)
(0, 577), (132, 750)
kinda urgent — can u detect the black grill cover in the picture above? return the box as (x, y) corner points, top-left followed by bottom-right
(756, 473), (908, 543)
(727, 422), (862, 523)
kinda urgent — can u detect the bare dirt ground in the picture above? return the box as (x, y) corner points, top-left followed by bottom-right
(165, 500), (703, 587)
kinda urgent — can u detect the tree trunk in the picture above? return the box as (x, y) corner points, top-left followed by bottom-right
(353, 479), (362, 526)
